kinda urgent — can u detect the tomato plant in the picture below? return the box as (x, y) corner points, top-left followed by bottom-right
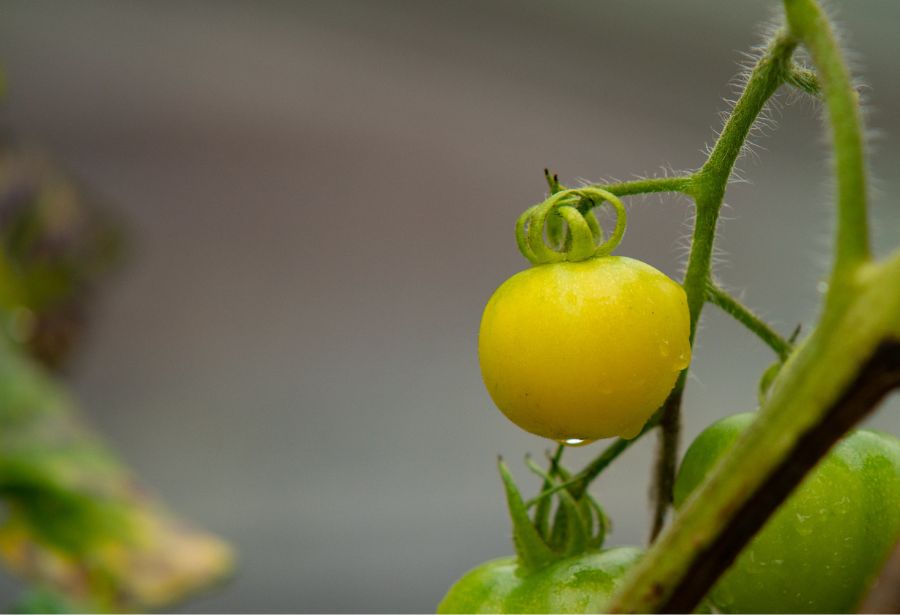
(448, 0), (900, 612)
(675, 413), (900, 613)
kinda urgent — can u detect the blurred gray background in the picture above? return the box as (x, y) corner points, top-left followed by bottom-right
(1, 0), (899, 612)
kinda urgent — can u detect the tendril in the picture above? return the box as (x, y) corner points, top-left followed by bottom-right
(515, 187), (627, 265)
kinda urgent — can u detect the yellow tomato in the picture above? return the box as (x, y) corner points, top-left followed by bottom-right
(479, 256), (690, 442)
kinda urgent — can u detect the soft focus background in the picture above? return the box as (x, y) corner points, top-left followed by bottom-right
(1, 1), (899, 611)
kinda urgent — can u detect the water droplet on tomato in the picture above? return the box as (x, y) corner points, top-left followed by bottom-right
(715, 585), (735, 608)
(795, 512), (814, 535)
(658, 340), (671, 358)
(744, 549), (765, 575)
(557, 438), (595, 447)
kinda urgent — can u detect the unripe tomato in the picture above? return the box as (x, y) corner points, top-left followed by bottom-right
(674, 413), (900, 613)
(437, 546), (642, 614)
(479, 256), (690, 442)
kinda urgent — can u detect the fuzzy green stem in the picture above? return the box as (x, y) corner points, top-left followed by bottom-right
(706, 282), (792, 360)
(784, 0), (870, 296)
(587, 176), (692, 198)
(644, 32), (799, 540)
(786, 64), (821, 97)
(648, 392), (681, 541)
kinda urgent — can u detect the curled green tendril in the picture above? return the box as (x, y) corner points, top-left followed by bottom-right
(515, 187), (627, 265)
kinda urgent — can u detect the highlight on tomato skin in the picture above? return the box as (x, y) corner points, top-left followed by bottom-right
(478, 255), (691, 444)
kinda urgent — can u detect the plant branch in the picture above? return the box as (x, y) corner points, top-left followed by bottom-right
(786, 64), (821, 97)
(706, 281), (792, 360)
(784, 0), (870, 296)
(648, 393), (681, 541)
(644, 32), (799, 540)
(588, 176), (693, 197)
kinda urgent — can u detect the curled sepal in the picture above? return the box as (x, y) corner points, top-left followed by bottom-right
(546, 210), (566, 250)
(583, 187), (627, 258)
(515, 186), (628, 265)
(585, 495), (610, 550)
(544, 170), (567, 249)
(515, 206), (540, 264)
(584, 209), (603, 243)
(552, 461), (607, 551)
(556, 486), (591, 556)
(524, 456), (572, 551)
(531, 446), (564, 540)
(524, 456), (596, 556)
(498, 458), (555, 572)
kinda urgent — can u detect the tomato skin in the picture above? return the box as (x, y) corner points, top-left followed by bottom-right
(437, 547), (642, 614)
(478, 256), (690, 442)
(674, 413), (900, 613)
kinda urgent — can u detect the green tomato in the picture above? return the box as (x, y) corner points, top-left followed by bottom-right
(674, 413), (900, 613)
(437, 547), (642, 614)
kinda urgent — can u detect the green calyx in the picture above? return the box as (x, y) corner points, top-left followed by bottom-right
(498, 455), (609, 574)
(515, 186), (627, 266)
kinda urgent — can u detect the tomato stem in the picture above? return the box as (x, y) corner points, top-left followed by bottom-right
(705, 281), (793, 360)
(643, 31), (801, 544)
(784, 0), (871, 302)
(515, 187), (628, 265)
(585, 176), (693, 198)
(785, 63), (821, 97)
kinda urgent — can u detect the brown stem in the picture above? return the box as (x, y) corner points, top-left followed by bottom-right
(649, 392), (682, 542)
(660, 340), (900, 613)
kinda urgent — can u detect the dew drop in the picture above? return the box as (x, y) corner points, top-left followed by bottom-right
(795, 511), (814, 535)
(714, 585), (735, 608)
(745, 550), (764, 575)
(557, 438), (596, 447)
(658, 340), (672, 358)
(836, 495), (850, 515)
